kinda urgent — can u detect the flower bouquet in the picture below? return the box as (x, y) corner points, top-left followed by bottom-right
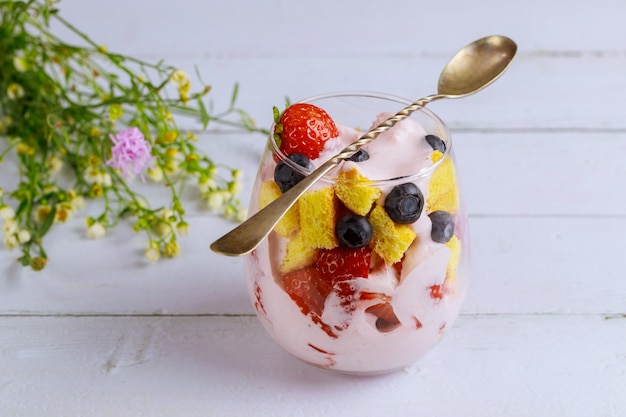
(0, 1), (266, 270)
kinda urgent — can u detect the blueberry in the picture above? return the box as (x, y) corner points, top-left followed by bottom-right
(346, 149), (370, 162)
(336, 214), (373, 248)
(273, 153), (313, 193)
(425, 134), (446, 153)
(429, 210), (455, 243)
(384, 183), (424, 224)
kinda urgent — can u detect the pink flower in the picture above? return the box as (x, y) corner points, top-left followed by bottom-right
(106, 127), (152, 178)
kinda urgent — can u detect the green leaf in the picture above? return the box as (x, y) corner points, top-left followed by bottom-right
(37, 204), (57, 238)
(272, 106), (281, 124)
(197, 97), (210, 129)
(193, 64), (207, 86)
(18, 255), (30, 267)
(14, 198), (28, 218)
(229, 83), (239, 109)
(273, 133), (281, 148)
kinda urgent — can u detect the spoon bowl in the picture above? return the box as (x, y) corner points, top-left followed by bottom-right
(210, 35), (517, 256)
(437, 35), (517, 97)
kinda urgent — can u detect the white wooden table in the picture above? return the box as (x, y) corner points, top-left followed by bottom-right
(2, 1), (626, 415)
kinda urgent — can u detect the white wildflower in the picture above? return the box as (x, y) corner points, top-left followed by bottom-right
(2, 218), (18, 235)
(169, 69), (190, 88)
(86, 222), (106, 239)
(45, 155), (63, 174)
(228, 180), (243, 196)
(163, 240), (180, 258)
(13, 56), (28, 72)
(144, 246), (160, 263)
(164, 159), (180, 175)
(7, 83), (25, 100)
(84, 167), (101, 184)
(4, 235), (18, 250)
(146, 166), (164, 182)
(0, 205), (15, 220)
(155, 209), (175, 237)
(17, 229), (31, 244)
(101, 172), (112, 187)
(198, 177), (218, 193)
(207, 190), (230, 211)
(71, 195), (85, 210)
(176, 221), (189, 238)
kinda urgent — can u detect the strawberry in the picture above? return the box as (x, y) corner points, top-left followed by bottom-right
(283, 248), (372, 334)
(315, 246), (372, 284)
(274, 103), (339, 160)
(315, 247), (372, 326)
(283, 266), (332, 317)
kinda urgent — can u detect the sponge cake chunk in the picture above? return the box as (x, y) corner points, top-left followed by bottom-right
(334, 167), (381, 216)
(368, 204), (416, 265)
(299, 187), (338, 249)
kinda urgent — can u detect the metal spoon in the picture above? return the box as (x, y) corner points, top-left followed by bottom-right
(211, 35), (517, 256)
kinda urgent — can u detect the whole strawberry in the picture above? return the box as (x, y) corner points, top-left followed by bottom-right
(274, 103), (339, 160)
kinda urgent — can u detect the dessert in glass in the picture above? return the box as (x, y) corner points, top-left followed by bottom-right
(243, 91), (469, 374)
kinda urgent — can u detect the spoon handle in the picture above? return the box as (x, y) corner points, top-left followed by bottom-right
(210, 94), (442, 256)
(337, 94), (442, 159)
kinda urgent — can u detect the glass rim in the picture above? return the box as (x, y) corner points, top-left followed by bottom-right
(269, 90), (453, 185)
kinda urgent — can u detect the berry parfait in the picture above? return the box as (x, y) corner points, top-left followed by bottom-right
(244, 92), (469, 374)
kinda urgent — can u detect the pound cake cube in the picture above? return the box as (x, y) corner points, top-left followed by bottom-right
(368, 204), (416, 265)
(333, 167), (381, 216)
(299, 187), (338, 249)
(279, 231), (319, 275)
(258, 180), (300, 237)
(427, 151), (459, 214)
(444, 235), (462, 283)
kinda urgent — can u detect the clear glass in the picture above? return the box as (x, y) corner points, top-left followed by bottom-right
(244, 91), (470, 375)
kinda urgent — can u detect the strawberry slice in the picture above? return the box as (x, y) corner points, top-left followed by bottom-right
(283, 248), (372, 334)
(315, 246), (372, 284)
(275, 103), (339, 160)
(316, 247), (372, 325)
(283, 266), (332, 317)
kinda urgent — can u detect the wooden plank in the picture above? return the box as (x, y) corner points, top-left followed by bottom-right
(51, 0), (626, 56)
(1, 216), (624, 315)
(0, 314), (624, 417)
(67, 53), (625, 132)
(159, 54), (626, 132)
(453, 131), (626, 216)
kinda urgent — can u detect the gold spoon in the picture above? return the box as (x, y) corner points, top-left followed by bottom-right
(211, 35), (517, 256)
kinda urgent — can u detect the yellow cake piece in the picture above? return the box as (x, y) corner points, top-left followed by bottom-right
(333, 167), (381, 216)
(368, 205), (416, 265)
(279, 230), (319, 275)
(444, 235), (462, 283)
(427, 151), (459, 213)
(299, 187), (338, 249)
(258, 180), (300, 237)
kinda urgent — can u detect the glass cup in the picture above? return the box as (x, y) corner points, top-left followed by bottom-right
(244, 91), (469, 375)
